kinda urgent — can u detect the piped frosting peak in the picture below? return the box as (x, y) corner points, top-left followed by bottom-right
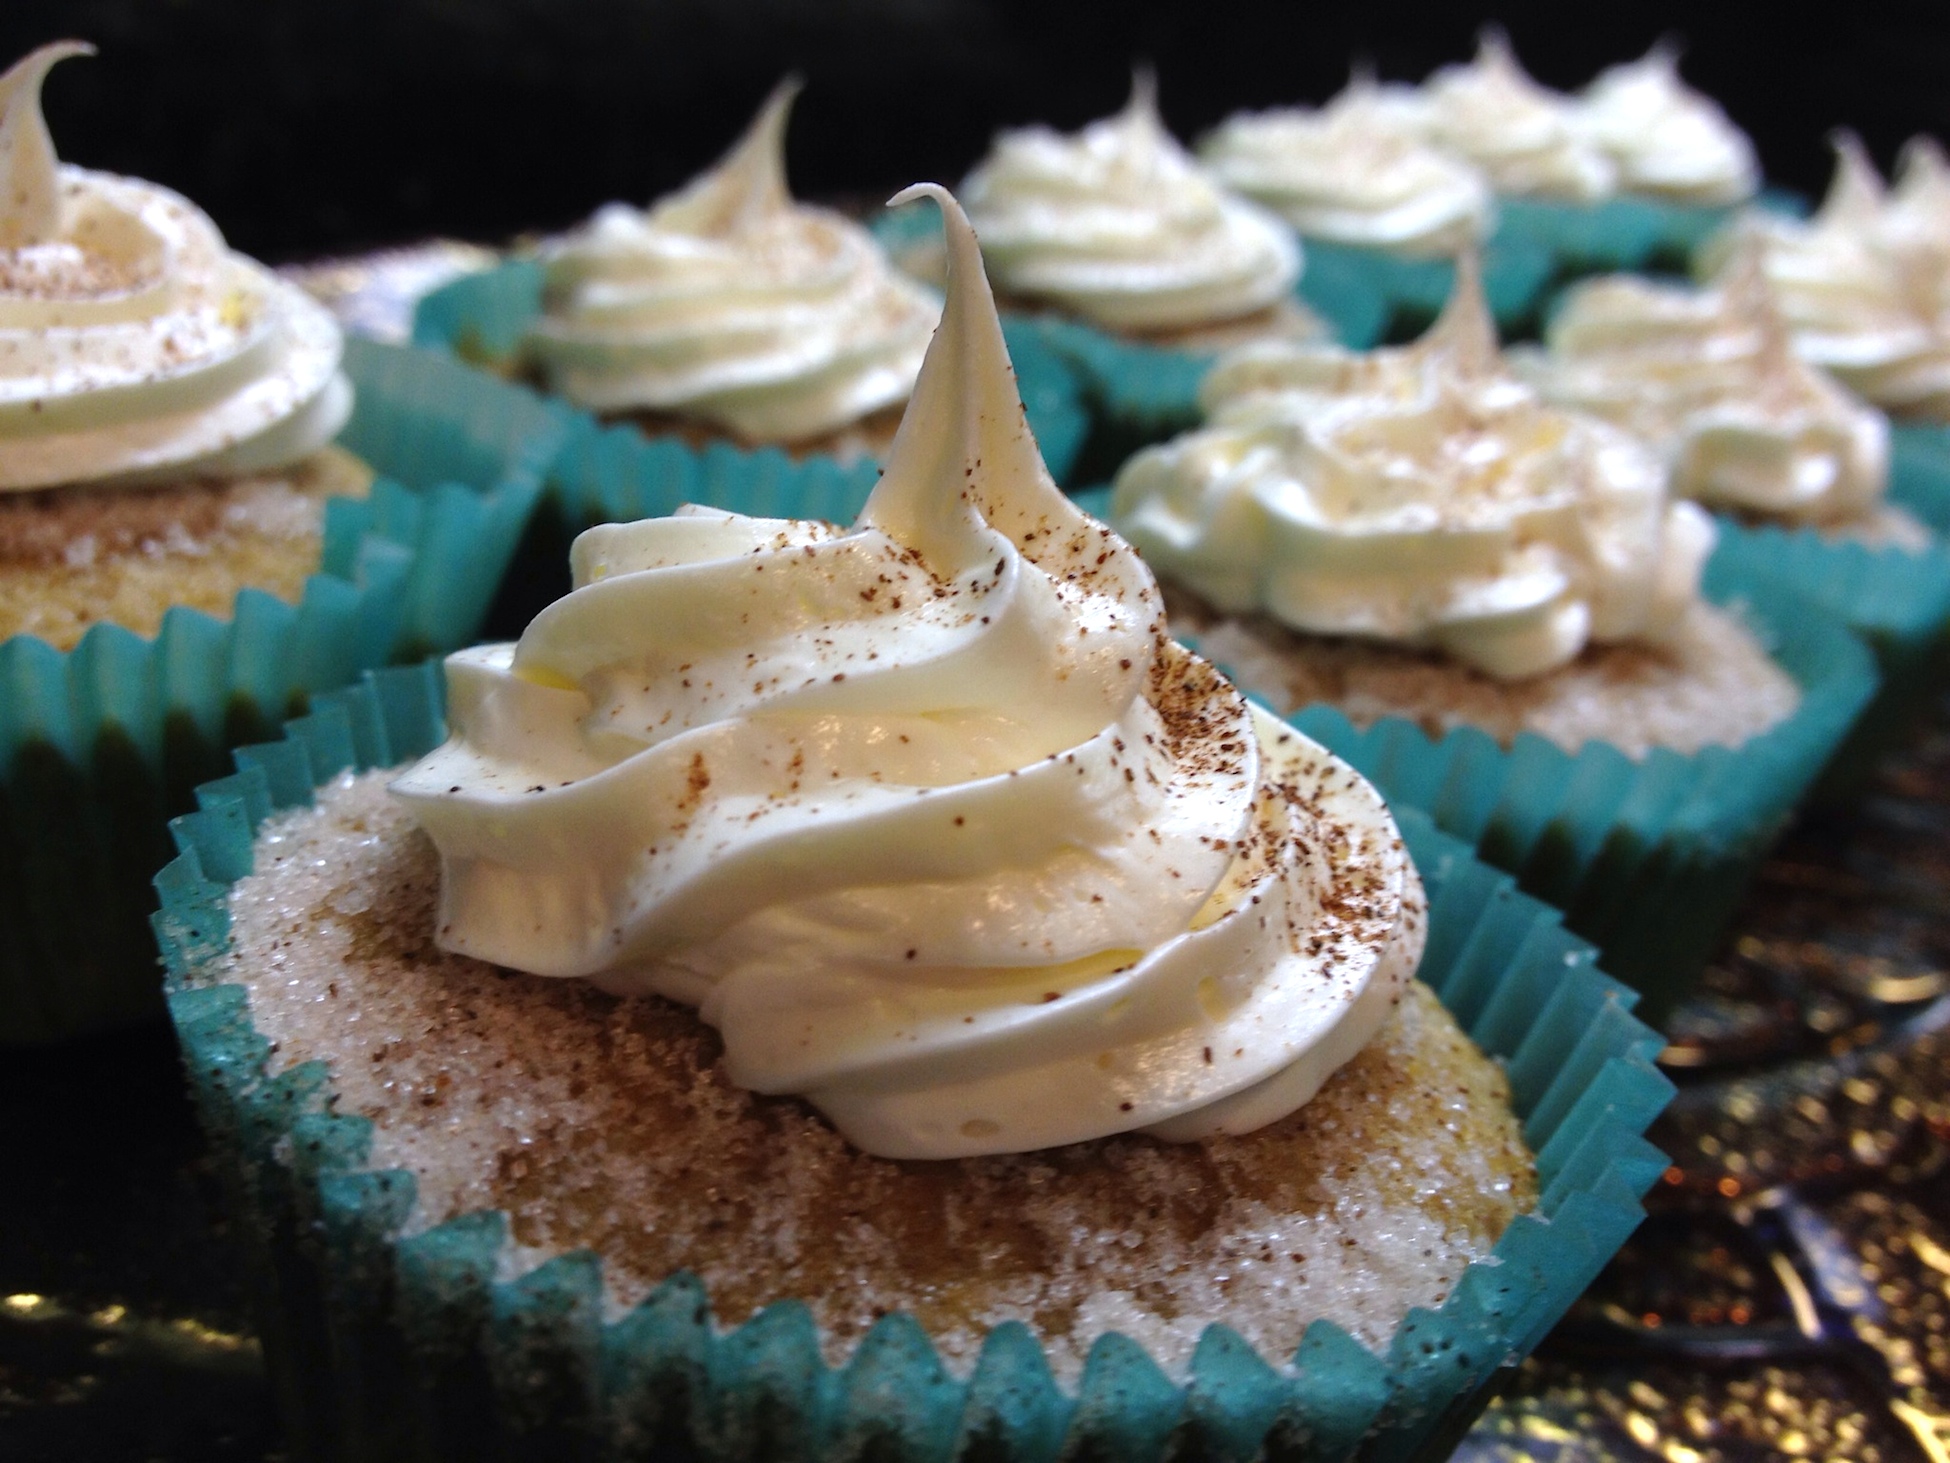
(962, 71), (1300, 331)
(529, 80), (938, 442)
(396, 186), (1422, 1160)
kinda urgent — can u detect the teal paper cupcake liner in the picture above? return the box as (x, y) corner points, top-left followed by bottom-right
(1708, 501), (1950, 797)
(1267, 562), (1879, 1023)
(1493, 197), (1680, 279)
(153, 662), (1673, 1463)
(0, 342), (565, 1046)
(1890, 423), (1950, 535)
(409, 258), (1093, 489)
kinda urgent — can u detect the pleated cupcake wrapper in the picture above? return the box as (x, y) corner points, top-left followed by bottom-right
(1706, 495), (1950, 799)
(1256, 562), (1878, 1024)
(1890, 423), (1950, 536)
(152, 660), (1672, 1463)
(0, 341), (565, 1046)
(409, 257), (1094, 490)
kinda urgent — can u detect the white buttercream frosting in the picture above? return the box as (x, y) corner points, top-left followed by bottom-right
(0, 42), (351, 494)
(1200, 76), (1493, 258)
(1112, 255), (1714, 681)
(1520, 244), (1887, 525)
(1697, 136), (1950, 418)
(393, 185), (1421, 1161)
(1575, 47), (1758, 205)
(528, 81), (939, 443)
(1422, 34), (1616, 202)
(962, 73), (1301, 332)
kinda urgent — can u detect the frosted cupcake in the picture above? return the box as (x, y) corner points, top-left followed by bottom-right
(1421, 34), (1614, 205)
(1199, 74), (1491, 261)
(1109, 255), (1877, 1010)
(151, 188), (1674, 1458)
(1574, 46), (1758, 209)
(0, 41), (361, 649)
(1107, 255), (1793, 757)
(528, 81), (939, 457)
(1697, 135), (1950, 419)
(0, 43), (567, 1044)
(960, 72), (1312, 352)
(1517, 242), (1918, 545)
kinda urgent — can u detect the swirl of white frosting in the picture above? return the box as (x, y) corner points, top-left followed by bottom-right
(1422, 35), (1617, 202)
(394, 186), (1421, 1161)
(1200, 76), (1493, 258)
(1519, 245), (1887, 525)
(1575, 47), (1758, 205)
(1879, 136), (1950, 266)
(528, 81), (939, 443)
(1112, 255), (1714, 681)
(1698, 136), (1950, 417)
(0, 42), (350, 494)
(961, 73), (1301, 332)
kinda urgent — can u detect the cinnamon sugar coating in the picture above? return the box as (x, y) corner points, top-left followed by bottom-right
(1184, 592), (1801, 760)
(0, 445), (371, 648)
(212, 770), (1534, 1380)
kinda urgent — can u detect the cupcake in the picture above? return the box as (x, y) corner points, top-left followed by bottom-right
(961, 71), (1310, 350)
(956, 72), (1326, 447)
(0, 42), (565, 1043)
(1519, 242), (1915, 545)
(1421, 34), (1615, 206)
(1, 41), (358, 647)
(1697, 135), (1950, 420)
(526, 80), (939, 460)
(1199, 74), (1492, 263)
(1196, 73), (1557, 347)
(154, 186), (1671, 1462)
(1574, 46), (1758, 209)
(1526, 241), (1950, 791)
(1110, 255), (1876, 1011)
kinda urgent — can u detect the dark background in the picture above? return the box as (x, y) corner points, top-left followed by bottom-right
(5, 0), (1946, 263)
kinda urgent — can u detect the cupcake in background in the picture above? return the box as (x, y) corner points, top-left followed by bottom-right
(1421, 33), (1615, 205)
(1108, 257), (1879, 1010)
(960, 70), (1314, 352)
(1575, 45), (1758, 209)
(1517, 241), (1916, 545)
(1697, 134), (1950, 420)
(0, 41), (567, 1044)
(0, 40), (362, 649)
(1109, 254), (1768, 758)
(1199, 71), (1491, 261)
(1198, 71), (1543, 345)
(528, 79), (939, 458)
